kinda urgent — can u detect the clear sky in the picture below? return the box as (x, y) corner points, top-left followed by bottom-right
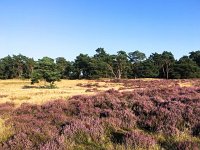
(0, 0), (200, 60)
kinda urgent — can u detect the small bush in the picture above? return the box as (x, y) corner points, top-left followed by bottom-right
(124, 130), (157, 149)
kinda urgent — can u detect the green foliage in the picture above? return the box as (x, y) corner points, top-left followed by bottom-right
(0, 49), (200, 80)
(56, 57), (72, 79)
(0, 54), (34, 79)
(72, 54), (94, 79)
(137, 59), (159, 78)
(0, 55), (15, 79)
(189, 50), (200, 67)
(149, 51), (175, 79)
(106, 51), (131, 79)
(31, 71), (42, 84)
(128, 50), (146, 78)
(31, 57), (61, 86)
(128, 50), (146, 63)
(172, 56), (200, 79)
(93, 48), (112, 78)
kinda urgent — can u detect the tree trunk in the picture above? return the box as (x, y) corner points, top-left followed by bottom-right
(166, 64), (169, 79)
(118, 69), (121, 79)
(162, 66), (166, 79)
(107, 64), (117, 79)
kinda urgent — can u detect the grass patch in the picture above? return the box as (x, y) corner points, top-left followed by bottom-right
(0, 79), (123, 105)
(10, 96), (31, 101)
(0, 118), (13, 143)
(155, 132), (200, 150)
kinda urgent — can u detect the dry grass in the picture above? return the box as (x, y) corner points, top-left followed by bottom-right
(179, 82), (193, 87)
(0, 79), (196, 106)
(0, 118), (13, 143)
(0, 79), (122, 106)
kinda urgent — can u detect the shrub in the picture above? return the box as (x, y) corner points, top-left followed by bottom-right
(124, 130), (157, 149)
(1, 80), (200, 149)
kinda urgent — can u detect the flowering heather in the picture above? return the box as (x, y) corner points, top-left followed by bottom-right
(0, 80), (200, 149)
(124, 130), (157, 149)
(176, 141), (200, 150)
(0, 102), (15, 117)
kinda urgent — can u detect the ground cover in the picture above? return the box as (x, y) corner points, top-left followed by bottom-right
(0, 79), (200, 149)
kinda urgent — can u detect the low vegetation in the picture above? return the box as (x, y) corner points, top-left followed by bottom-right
(0, 118), (13, 143)
(0, 79), (123, 106)
(0, 79), (199, 149)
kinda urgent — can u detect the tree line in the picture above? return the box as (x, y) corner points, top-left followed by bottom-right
(0, 48), (200, 84)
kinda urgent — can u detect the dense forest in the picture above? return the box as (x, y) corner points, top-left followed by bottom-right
(0, 48), (200, 82)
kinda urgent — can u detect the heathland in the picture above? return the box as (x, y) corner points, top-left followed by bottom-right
(0, 79), (200, 149)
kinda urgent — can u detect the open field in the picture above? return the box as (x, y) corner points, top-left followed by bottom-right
(0, 79), (198, 106)
(0, 79), (200, 149)
(0, 79), (124, 106)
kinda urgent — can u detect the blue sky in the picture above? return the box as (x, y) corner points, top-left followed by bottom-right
(0, 0), (200, 60)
